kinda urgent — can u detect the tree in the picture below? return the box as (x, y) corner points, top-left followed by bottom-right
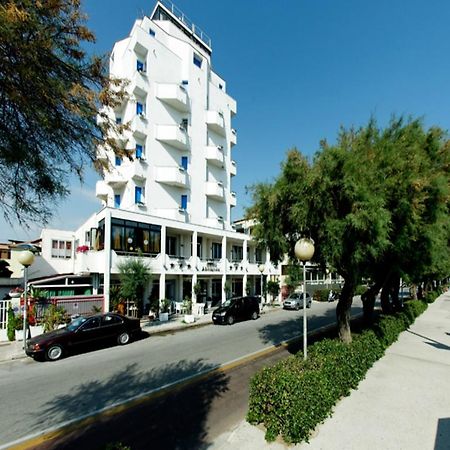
(0, 1), (127, 225)
(117, 256), (152, 315)
(248, 117), (449, 342)
(266, 280), (280, 303)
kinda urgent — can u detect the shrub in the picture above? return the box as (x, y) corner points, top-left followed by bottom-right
(247, 296), (430, 444)
(354, 285), (367, 296)
(313, 289), (330, 302)
(7, 307), (16, 341)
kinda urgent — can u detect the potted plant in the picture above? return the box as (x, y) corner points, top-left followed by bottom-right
(9, 287), (23, 299)
(14, 314), (25, 341)
(159, 298), (171, 322)
(183, 296), (195, 324)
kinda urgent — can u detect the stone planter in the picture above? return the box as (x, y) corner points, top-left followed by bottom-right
(159, 312), (169, 322)
(29, 325), (44, 337)
(184, 314), (195, 324)
(15, 329), (24, 341)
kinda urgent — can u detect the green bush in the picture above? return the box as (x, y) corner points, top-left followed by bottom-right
(354, 285), (367, 296)
(7, 307), (16, 341)
(313, 289), (330, 302)
(247, 297), (430, 444)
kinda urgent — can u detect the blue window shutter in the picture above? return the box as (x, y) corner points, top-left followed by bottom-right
(136, 60), (144, 72)
(136, 102), (143, 115)
(181, 195), (187, 210)
(181, 156), (188, 170)
(115, 156), (121, 166)
(193, 54), (202, 68)
(136, 144), (143, 159)
(115, 117), (122, 124)
(149, 28), (156, 37)
(135, 186), (142, 204)
(114, 195), (121, 208)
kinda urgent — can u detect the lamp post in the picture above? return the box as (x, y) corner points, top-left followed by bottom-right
(294, 238), (315, 360)
(17, 250), (35, 353)
(258, 264), (265, 307)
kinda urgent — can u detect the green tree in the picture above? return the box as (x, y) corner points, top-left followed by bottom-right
(248, 117), (449, 342)
(266, 280), (280, 303)
(0, 0), (127, 225)
(117, 257), (152, 315)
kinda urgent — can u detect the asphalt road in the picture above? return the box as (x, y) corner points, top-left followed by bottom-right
(0, 299), (363, 448)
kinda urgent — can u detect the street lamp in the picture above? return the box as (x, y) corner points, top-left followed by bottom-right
(17, 250), (35, 353)
(258, 264), (265, 307)
(294, 237), (315, 360)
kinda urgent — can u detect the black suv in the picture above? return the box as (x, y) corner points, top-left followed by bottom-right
(212, 296), (260, 325)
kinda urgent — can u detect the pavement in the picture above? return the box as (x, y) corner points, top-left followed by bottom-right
(212, 290), (450, 450)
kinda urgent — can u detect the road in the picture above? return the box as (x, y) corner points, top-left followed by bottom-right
(0, 299), (363, 448)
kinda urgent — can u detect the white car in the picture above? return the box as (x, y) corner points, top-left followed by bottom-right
(283, 292), (312, 310)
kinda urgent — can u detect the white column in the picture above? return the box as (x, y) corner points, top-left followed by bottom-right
(192, 231), (198, 304)
(159, 273), (166, 303)
(221, 235), (227, 304)
(103, 210), (112, 313)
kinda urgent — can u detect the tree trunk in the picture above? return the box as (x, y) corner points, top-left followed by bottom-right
(410, 284), (418, 300)
(380, 284), (392, 314)
(336, 280), (355, 343)
(361, 280), (382, 324)
(390, 275), (401, 311)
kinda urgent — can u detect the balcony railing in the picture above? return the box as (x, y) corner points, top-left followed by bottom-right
(156, 125), (189, 150)
(157, 83), (189, 112)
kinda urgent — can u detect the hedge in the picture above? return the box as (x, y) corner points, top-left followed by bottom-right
(247, 297), (434, 444)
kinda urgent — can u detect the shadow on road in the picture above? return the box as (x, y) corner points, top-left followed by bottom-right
(29, 359), (229, 450)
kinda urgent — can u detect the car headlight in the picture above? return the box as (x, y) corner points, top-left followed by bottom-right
(219, 311), (227, 316)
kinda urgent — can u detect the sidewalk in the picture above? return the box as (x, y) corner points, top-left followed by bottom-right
(212, 291), (450, 450)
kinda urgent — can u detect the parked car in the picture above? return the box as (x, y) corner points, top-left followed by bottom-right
(26, 313), (141, 361)
(283, 292), (311, 310)
(212, 296), (260, 325)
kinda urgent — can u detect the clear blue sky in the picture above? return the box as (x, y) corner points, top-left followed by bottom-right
(1, 0), (449, 241)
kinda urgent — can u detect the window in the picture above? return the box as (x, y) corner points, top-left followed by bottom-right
(80, 317), (100, 331)
(149, 28), (156, 37)
(211, 242), (222, 260)
(51, 240), (72, 259)
(166, 236), (177, 256)
(219, 83), (223, 90)
(136, 102), (144, 116)
(115, 117), (122, 124)
(193, 53), (202, 68)
(0, 248), (11, 259)
(115, 156), (122, 166)
(114, 194), (121, 208)
(136, 144), (143, 159)
(232, 245), (243, 262)
(180, 194), (188, 210)
(135, 186), (143, 204)
(111, 218), (161, 255)
(136, 59), (145, 72)
(180, 156), (188, 170)
(180, 118), (188, 131)
(181, 80), (188, 85)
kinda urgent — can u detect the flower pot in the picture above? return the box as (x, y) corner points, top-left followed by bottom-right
(184, 314), (195, 324)
(9, 292), (22, 299)
(15, 329), (24, 341)
(159, 312), (169, 322)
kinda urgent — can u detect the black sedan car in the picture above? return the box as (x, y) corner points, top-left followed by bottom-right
(212, 296), (260, 325)
(26, 313), (141, 361)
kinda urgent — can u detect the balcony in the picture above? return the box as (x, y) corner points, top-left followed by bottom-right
(131, 160), (147, 181)
(132, 114), (148, 138)
(95, 181), (109, 200)
(205, 145), (224, 167)
(206, 110), (226, 136)
(230, 128), (237, 146)
(130, 71), (148, 97)
(205, 181), (225, 201)
(157, 83), (189, 112)
(96, 147), (108, 161)
(156, 125), (189, 150)
(230, 159), (237, 176)
(205, 217), (225, 229)
(153, 208), (188, 223)
(155, 166), (188, 187)
(230, 191), (237, 207)
(105, 172), (127, 188)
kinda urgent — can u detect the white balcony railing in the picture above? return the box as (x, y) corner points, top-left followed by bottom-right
(205, 181), (225, 201)
(131, 160), (147, 181)
(95, 180), (109, 200)
(156, 125), (189, 150)
(205, 145), (224, 167)
(153, 208), (188, 222)
(230, 191), (237, 207)
(155, 166), (188, 187)
(230, 159), (237, 176)
(156, 83), (189, 112)
(230, 128), (237, 146)
(206, 110), (226, 136)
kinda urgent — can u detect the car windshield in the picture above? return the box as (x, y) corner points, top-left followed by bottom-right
(66, 317), (88, 331)
(222, 299), (237, 308)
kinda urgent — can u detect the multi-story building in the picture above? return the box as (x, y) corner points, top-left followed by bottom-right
(6, 1), (279, 315)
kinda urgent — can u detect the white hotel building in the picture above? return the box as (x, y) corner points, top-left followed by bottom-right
(9, 1), (280, 315)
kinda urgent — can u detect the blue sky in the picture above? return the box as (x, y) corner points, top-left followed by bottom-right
(1, 0), (449, 241)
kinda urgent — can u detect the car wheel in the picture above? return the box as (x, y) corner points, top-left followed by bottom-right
(118, 332), (130, 345)
(45, 345), (63, 361)
(227, 315), (235, 325)
(307, 301), (312, 309)
(295, 304), (300, 310)
(251, 311), (258, 320)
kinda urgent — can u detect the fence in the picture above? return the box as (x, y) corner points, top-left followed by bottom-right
(0, 299), (11, 330)
(52, 295), (104, 317)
